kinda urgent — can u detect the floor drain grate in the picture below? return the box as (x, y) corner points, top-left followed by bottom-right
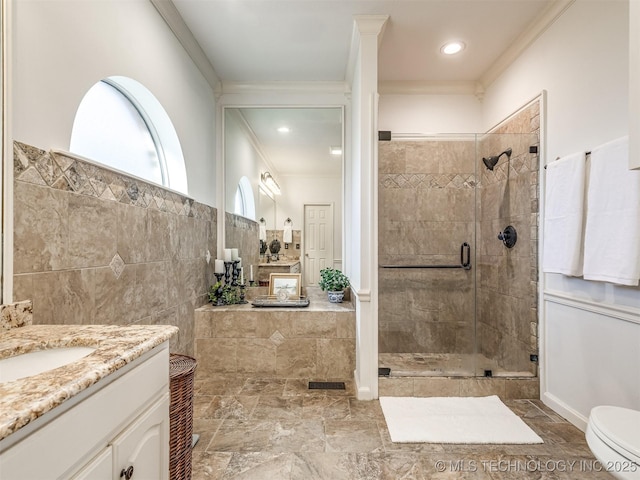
(308, 381), (345, 390)
(378, 367), (391, 377)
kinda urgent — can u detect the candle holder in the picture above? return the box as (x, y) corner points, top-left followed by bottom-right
(231, 260), (240, 286)
(224, 261), (233, 285)
(249, 280), (255, 287)
(214, 273), (224, 306)
(239, 284), (247, 304)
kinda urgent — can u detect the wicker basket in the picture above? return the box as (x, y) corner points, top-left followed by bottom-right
(169, 354), (197, 480)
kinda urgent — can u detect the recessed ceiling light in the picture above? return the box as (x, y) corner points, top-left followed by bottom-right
(277, 126), (290, 133)
(330, 146), (342, 155)
(441, 41), (465, 55)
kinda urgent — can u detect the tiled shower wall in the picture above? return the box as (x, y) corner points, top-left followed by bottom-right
(12, 141), (217, 356)
(477, 102), (540, 374)
(378, 139), (477, 356)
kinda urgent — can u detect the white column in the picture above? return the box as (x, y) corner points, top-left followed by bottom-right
(346, 15), (388, 400)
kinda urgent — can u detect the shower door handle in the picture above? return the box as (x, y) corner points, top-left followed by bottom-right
(460, 242), (471, 270)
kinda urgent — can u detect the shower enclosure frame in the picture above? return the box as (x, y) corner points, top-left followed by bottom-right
(377, 129), (540, 379)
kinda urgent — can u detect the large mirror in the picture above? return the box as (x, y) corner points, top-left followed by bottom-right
(224, 107), (343, 287)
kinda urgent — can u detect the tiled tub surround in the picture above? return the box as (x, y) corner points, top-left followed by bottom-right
(12, 141), (218, 355)
(0, 324), (177, 441)
(194, 287), (355, 380)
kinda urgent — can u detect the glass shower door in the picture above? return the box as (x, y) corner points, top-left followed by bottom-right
(377, 134), (478, 377)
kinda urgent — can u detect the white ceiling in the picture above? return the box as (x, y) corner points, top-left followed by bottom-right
(233, 107), (344, 177)
(167, 0), (560, 177)
(171, 0), (557, 86)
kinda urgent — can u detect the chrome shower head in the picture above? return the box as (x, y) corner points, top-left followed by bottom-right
(482, 148), (512, 171)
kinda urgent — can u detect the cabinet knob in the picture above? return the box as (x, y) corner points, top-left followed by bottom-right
(120, 465), (134, 479)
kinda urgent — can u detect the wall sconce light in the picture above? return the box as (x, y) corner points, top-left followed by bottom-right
(261, 171), (281, 196)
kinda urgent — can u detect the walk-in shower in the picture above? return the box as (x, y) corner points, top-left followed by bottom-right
(378, 127), (540, 379)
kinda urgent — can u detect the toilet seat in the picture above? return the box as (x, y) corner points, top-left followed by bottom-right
(589, 406), (640, 466)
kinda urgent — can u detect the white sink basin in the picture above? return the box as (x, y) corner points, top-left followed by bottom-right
(0, 346), (97, 383)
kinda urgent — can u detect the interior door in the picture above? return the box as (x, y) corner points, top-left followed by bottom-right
(304, 204), (334, 286)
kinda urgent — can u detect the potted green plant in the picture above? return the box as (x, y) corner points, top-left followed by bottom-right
(318, 268), (350, 303)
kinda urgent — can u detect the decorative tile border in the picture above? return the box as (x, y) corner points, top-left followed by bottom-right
(14, 141), (211, 219)
(0, 300), (33, 331)
(379, 173), (477, 189)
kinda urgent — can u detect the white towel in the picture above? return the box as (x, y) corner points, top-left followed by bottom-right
(542, 152), (587, 276)
(259, 224), (267, 242)
(283, 224), (293, 244)
(583, 136), (640, 286)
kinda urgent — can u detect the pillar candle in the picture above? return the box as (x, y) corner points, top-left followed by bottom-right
(231, 248), (239, 261)
(240, 267), (244, 285)
(214, 259), (224, 274)
(250, 265), (254, 281)
(224, 249), (232, 262)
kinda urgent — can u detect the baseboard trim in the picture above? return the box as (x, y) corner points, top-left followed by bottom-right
(541, 391), (589, 432)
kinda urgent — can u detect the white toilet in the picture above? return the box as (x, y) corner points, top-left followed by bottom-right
(586, 405), (640, 480)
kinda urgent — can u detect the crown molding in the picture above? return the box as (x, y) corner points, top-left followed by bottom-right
(220, 81), (350, 96)
(479, 0), (575, 88)
(378, 80), (480, 96)
(149, 0), (220, 92)
(226, 108), (279, 177)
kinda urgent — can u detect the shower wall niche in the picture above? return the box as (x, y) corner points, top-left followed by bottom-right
(378, 101), (540, 378)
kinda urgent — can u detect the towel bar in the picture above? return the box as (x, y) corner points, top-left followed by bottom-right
(380, 243), (471, 270)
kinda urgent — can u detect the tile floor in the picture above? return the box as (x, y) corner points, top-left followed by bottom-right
(191, 375), (610, 479)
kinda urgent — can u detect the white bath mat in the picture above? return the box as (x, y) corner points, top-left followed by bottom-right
(380, 395), (544, 444)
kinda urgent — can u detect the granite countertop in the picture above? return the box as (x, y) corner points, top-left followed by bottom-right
(0, 324), (178, 441)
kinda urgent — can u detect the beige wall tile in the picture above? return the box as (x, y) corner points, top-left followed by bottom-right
(317, 339), (356, 379)
(14, 181), (68, 273)
(459, 378), (506, 397)
(276, 338), (317, 377)
(413, 377), (462, 397)
(237, 339), (277, 374)
(196, 338), (237, 373)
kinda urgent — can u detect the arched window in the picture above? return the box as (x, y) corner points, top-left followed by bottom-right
(70, 76), (187, 194)
(234, 176), (256, 220)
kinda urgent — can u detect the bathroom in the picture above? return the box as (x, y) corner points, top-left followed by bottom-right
(1, 0), (639, 477)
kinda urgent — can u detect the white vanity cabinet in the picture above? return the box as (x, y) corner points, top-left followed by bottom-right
(0, 342), (171, 480)
(110, 394), (170, 480)
(70, 447), (113, 480)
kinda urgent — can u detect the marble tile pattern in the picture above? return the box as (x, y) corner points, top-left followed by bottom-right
(12, 141), (217, 356)
(0, 323), (178, 440)
(191, 374), (608, 480)
(195, 287), (355, 379)
(0, 300), (33, 331)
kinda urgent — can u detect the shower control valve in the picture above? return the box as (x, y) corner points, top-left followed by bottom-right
(498, 225), (517, 248)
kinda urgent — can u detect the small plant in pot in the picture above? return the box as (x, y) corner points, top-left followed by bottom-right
(318, 268), (350, 303)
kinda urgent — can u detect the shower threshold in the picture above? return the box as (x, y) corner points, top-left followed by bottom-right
(378, 353), (535, 378)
